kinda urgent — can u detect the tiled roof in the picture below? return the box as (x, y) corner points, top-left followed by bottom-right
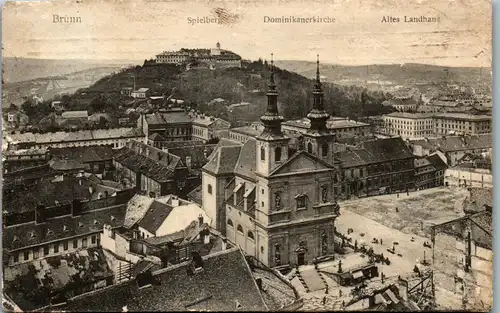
(466, 187), (493, 214)
(148, 132), (166, 142)
(2, 177), (92, 214)
(48, 146), (113, 163)
(234, 138), (257, 178)
(145, 111), (193, 125)
(411, 134), (492, 152)
(3, 164), (62, 187)
(123, 195), (155, 229)
(336, 137), (414, 168)
(187, 185), (203, 206)
(113, 142), (181, 183)
(168, 144), (216, 170)
(3, 204), (126, 251)
(230, 126), (263, 137)
(138, 201), (174, 234)
(433, 113), (491, 121)
(202, 145), (242, 175)
(426, 154), (448, 171)
(414, 157), (432, 168)
(58, 248), (268, 312)
(48, 159), (86, 171)
(384, 112), (432, 119)
(6, 128), (144, 145)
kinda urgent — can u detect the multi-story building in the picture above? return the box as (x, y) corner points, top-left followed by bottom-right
(47, 146), (114, 175)
(131, 88), (151, 99)
(191, 114), (231, 142)
(282, 117), (371, 139)
(2, 148), (49, 173)
(202, 58), (340, 268)
(382, 112), (433, 139)
(410, 134), (492, 166)
(228, 122), (265, 143)
(414, 157), (437, 190)
(6, 127), (145, 150)
(426, 154), (448, 187)
(334, 137), (415, 197)
(432, 113), (492, 136)
(137, 108), (193, 142)
(3, 190), (134, 267)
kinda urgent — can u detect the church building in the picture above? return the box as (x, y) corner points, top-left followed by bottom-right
(201, 55), (341, 268)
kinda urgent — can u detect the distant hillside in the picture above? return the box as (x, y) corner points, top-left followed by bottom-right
(64, 61), (394, 124)
(2, 57), (139, 83)
(275, 61), (492, 92)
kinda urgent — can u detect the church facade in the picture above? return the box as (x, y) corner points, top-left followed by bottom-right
(202, 56), (341, 268)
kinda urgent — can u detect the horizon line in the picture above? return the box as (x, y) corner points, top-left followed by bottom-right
(2, 56), (491, 69)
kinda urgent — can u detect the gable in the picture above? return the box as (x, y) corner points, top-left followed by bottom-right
(270, 151), (333, 176)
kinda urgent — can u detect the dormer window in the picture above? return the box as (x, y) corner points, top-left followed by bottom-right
(63, 225), (69, 232)
(12, 236), (19, 243)
(46, 229), (54, 236)
(29, 232), (36, 240)
(78, 222), (84, 228)
(110, 215), (116, 221)
(94, 219), (99, 225)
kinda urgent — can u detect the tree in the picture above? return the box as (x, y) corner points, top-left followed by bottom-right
(90, 96), (105, 113)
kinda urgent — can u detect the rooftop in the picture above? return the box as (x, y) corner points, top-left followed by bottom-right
(411, 134), (492, 152)
(54, 248), (268, 312)
(4, 203), (127, 252)
(432, 113), (492, 121)
(145, 110), (193, 125)
(384, 112), (433, 119)
(6, 128), (144, 145)
(60, 111), (89, 119)
(282, 117), (370, 129)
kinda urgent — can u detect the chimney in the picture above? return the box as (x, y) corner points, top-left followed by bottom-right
(255, 278), (263, 291)
(72, 199), (82, 217)
(35, 205), (46, 224)
(171, 196), (179, 207)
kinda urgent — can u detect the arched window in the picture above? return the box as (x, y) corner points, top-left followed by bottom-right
(227, 219), (233, 227)
(274, 146), (282, 162)
(274, 243), (281, 266)
(237, 225), (244, 234)
(208, 184), (213, 194)
(322, 143), (328, 157)
(307, 142), (313, 154)
(247, 231), (255, 240)
(260, 147), (266, 161)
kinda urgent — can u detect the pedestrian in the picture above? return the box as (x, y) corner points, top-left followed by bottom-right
(380, 238), (383, 245)
(339, 289), (342, 297)
(322, 296), (326, 305)
(395, 207), (399, 212)
(397, 193), (399, 198)
(342, 300), (345, 308)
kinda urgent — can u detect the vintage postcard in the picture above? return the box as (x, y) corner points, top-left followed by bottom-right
(1, 0), (492, 312)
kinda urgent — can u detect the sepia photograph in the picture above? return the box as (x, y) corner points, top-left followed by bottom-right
(1, 0), (493, 311)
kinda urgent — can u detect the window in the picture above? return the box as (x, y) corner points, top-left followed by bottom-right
(208, 184), (213, 195)
(322, 143), (328, 157)
(248, 231), (255, 241)
(260, 147), (266, 161)
(73, 239), (78, 249)
(13, 253), (19, 263)
(33, 249), (39, 259)
(82, 238), (88, 248)
(296, 195), (306, 209)
(63, 241), (68, 251)
(227, 219), (234, 227)
(261, 246), (265, 253)
(237, 225), (244, 234)
(54, 244), (59, 253)
(307, 142), (313, 154)
(24, 251), (29, 261)
(44, 245), (50, 256)
(274, 147), (282, 162)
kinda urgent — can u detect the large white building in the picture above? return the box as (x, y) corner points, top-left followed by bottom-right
(382, 112), (434, 139)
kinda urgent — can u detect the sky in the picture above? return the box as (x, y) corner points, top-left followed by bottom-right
(2, 0), (492, 67)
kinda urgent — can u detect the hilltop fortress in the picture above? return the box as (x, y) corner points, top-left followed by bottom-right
(155, 42), (242, 70)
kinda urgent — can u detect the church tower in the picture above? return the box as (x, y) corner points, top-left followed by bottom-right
(256, 54), (290, 177)
(303, 55), (335, 162)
